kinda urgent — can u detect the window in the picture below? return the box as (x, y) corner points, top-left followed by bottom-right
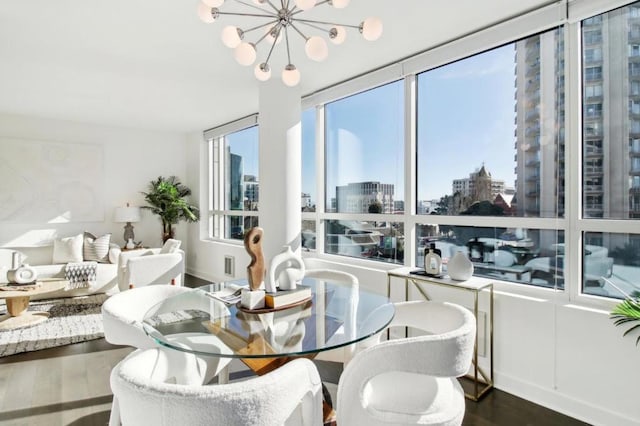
(584, 47), (602, 62)
(416, 225), (563, 289)
(583, 30), (602, 45)
(417, 28), (564, 219)
(580, 3), (640, 298)
(301, 108), (316, 250)
(585, 103), (603, 118)
(285, 0), (640, 302)
(585, 84), (603, 98)
(206, 117), (259, 241)
(585, 66), (603, 81)
(323, 81), (405, 263)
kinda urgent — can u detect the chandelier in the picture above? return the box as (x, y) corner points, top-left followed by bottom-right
(197, 0), (383, 87)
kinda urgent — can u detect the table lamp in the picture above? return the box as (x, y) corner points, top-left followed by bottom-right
(114, 203), (141, 248)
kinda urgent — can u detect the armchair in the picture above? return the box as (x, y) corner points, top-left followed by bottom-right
(117, 247), (185, 291)
(109, 348), (323, 426)
(336, 300), (476, 426)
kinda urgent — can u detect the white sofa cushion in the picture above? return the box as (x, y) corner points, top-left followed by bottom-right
(83, 231), (112, 263)
(52, 234), (84, 264)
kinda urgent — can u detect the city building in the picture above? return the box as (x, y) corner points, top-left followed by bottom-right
(514, 28), (565, 218)
(452, 165), (506, 201)
(335, 181), (395, 214)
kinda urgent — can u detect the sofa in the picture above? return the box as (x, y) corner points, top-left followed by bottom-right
(0, 235), (185, 300)
(0, 242), (121, 300)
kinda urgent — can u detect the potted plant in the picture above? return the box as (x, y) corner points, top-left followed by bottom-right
(611, 293), (640, 346)
(141, 176), (200, 242)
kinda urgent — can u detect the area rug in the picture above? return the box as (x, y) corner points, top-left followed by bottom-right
(0, 294), (108, 357)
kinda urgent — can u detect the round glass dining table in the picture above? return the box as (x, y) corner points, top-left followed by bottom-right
(141, 277), (395, 373)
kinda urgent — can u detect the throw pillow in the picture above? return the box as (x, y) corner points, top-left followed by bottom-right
(52, 234), (84, 264)
(83, 232), (112, 263)
(159, 239), (181, 254)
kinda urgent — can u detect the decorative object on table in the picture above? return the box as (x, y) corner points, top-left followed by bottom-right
(264, 285), (312, 309)
(269, 245), (305, 291)
(242, 226), (266, 310)
(6, 252), (38, 284)
(448, 250), (474, 281)
(424, 244), (443, 277)
(197, 0), (383, 87)
(114, 203), (141, 246)
(141, 176), (200, 243)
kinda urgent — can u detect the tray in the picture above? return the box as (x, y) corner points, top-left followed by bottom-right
(236, 297), (312, 314)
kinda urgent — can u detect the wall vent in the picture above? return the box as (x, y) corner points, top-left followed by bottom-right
(224, 256), (234, 276)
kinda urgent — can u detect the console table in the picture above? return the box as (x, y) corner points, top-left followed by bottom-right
(386, 267), (494, 401)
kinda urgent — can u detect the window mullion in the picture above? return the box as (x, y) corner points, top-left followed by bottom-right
(565, 20), (583, 302)
(404, 74), (417, 267)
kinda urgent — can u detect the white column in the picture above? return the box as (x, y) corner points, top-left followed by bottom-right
(258, 80), (302, 268)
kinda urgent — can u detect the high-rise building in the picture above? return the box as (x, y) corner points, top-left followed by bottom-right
(335, 181), (395, 213)
(514, 29), (565, 218)
(226, 148), (243, 210)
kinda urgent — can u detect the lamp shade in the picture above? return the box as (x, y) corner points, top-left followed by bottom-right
(114, 206), (141, 223)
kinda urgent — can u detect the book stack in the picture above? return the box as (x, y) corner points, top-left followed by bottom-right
(265, 285), (312, 309)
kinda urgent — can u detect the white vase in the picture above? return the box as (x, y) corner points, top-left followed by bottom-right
(447, 251), (474, 281)
(126, 238), (135, 249)
(7, 264), (38, 284)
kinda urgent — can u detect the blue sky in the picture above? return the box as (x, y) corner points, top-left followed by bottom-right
(235, 42), (518, 205)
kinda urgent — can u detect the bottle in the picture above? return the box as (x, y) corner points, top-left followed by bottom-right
(424, 247), (442, 276)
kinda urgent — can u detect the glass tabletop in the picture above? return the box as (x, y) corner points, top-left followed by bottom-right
(141, 277), (395, 359)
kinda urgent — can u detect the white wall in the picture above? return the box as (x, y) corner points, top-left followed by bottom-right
(0, 112), (188, 249)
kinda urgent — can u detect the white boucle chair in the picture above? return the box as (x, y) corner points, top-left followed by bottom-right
(336, 300), (476, 426)
(102, 285), (232, 384)
(303, 263), (360, 365)
(109, 348), (324, 426)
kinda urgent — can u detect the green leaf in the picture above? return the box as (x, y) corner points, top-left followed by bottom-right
(140, 175), (200, 240)
(610, 296), (640, 346)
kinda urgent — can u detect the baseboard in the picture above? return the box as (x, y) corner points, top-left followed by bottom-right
(185, 267), (225, 283)
(495, 372), (639, 426)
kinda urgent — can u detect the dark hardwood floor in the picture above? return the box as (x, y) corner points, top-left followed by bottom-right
(0, 275), (590, 425)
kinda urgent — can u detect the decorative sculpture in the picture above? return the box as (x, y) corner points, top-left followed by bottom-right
(242, 227), (266, 309)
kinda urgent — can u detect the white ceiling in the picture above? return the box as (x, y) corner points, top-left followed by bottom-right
(0, 0), (552, 133)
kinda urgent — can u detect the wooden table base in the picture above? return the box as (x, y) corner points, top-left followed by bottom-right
(0, 311), (50, 331)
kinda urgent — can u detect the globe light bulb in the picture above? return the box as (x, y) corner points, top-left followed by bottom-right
(330, 0), (349, 8)
(329, 26), (346, 45)
(197, 3), (217, 23)
(202, 0), (224, 6)
(294, 0), (316, 11)
(305, 36), (328, 62)
(234, 42), (256, 66)
(361, 17), (383, 41)
(282, 64), (301, 87)
(222, 26), (243, 48)
(254, 63), (272, 81)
